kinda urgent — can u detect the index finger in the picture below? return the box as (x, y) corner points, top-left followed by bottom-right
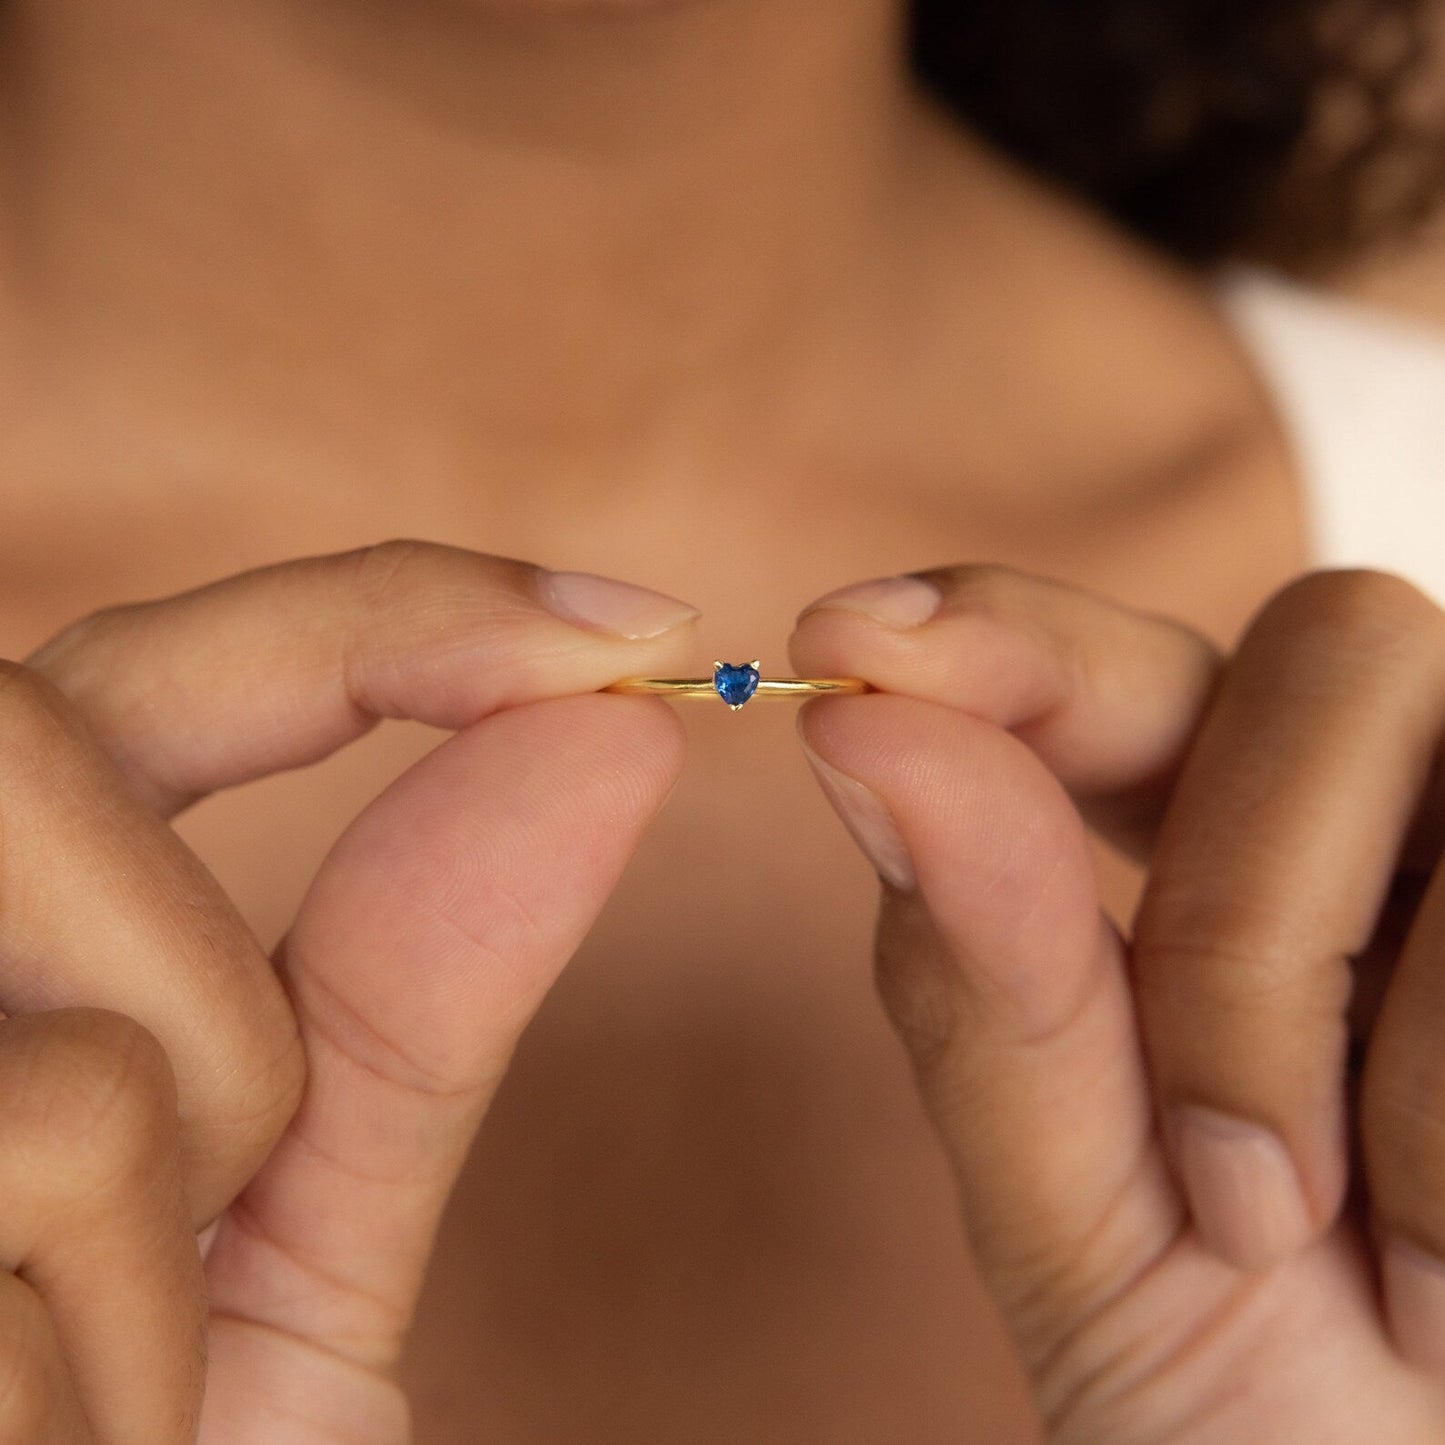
(1131, 570), (1445, 1270)
(790, 564), (1224, 860)
(26, 538), (702, 816)
(792, 564), (1445, 872)
(10, 540), (700, 1219)
(795, 564), (1445, 1274)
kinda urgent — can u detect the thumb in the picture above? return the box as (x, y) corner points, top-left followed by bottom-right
(797, 693), (1184, 1386)
(199, 691), (683, 1434)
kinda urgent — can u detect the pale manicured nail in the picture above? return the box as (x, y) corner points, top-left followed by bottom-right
(799, 576), (943, 628)
(1173, 1105), (1313, 1271)
(537, 570), (701, 639)
(197, 1218), (220, 1262)
(1382, 1232), (1445, 1371)
(797, 732), (916, 890)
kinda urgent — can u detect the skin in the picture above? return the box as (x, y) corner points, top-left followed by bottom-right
(791, 568), (1445, 1441)
(1337, 224), (1445, 330)
(1, 0), (1443, 1438)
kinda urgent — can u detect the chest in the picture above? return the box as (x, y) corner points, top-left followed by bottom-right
(0, 433), (1305, 930)
(0, 420), (1310, 1439)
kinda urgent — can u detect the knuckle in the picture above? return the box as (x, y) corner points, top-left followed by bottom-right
(908, 565), (1084, 687)
(346, 537), (440, 600)
(339, 540), (456, 710)
(922, 562), (1032, 618)
(1133, 911), (1354, 1017)
(7, 1009), (179, 1193)
(23, 604), (129, 680)
(343, 535), (532, 631)
(0, 662), (77, 748)
(0, 665), (98, 815)
(1260, 568), (1445, 659)
(216, 1023), (307, 1159)
(344, 538), (532, 612)
(337, 540), (539, 714)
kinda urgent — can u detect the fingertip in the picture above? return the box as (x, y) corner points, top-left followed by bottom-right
(794, 704), (919, 895)
(1169, 1104), (1318, 1272)
(470, 689), (688, 829)
(793, 690), (876, 752)
(534, 568), (702, 640)
(794, 693), (964, 818)
(794, 576), (944, 630)
(786, 604), (903, 683)
(795, 690), (998, 804)
(589, 689), (690, 805)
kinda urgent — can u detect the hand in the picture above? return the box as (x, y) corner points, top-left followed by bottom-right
(3, 541), (699, 1443)
(789, 565), (1445, 1443)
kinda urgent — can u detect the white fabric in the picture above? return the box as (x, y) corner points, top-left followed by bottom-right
(1213, 262), (1445, 605)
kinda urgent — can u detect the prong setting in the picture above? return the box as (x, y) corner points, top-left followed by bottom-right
(712, 660), (763, 710)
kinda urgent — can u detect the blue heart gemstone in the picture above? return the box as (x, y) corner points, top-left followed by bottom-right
(714, 661), (761, 710)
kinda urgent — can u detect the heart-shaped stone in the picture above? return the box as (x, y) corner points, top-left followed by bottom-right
(713, 661), (761, 710)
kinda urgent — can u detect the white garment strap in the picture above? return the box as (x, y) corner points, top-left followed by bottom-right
(1213, 263), (1445, 606)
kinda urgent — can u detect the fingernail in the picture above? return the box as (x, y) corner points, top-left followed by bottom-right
(537, 570), (702, 639)
(797, 730), (916, 890)
(1381, 1232), (1445, 1371)
(798, 576), (943, 628)
(1172, 1104), (1313, 1271)
(197, 1218), (220, 1263)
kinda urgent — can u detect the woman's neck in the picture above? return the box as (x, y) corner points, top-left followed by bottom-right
(0, 0), (948, 488)
(0, 0), (1266, 527)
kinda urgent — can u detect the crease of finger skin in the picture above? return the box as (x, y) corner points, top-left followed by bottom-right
(26, 543), (700, 821)
(177, 1003), (307, 1162)
(0, 685), (307, 1229)
(1044, 1254), (1282, 1444)
(0, 1015), (211, 1445)
(1020, 1118), (1188, 1402)
(202, 1310), (412, 1443)
(789, 564), (1226, 861)
(215, 1186), (408, 1368)
(802, 697), (1193, 1399)
(1128, 571), (1445, 1276)
(1137, 926), (1356, 1274)
(905, 901), (1200, 1406)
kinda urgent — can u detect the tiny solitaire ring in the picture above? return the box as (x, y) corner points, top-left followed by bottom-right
(603, 660), (874, 712)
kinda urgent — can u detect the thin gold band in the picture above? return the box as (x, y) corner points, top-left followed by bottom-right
(604, 677), (872, 698)
(603, 659), (873, 712)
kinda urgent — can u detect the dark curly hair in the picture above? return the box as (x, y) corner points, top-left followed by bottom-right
(911, 0), (1445, 274)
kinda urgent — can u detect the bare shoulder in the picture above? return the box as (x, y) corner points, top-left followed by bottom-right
(873, 93), (1286, 527)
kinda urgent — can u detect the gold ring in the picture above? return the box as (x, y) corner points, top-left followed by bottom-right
(603, 660), (873, 712)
